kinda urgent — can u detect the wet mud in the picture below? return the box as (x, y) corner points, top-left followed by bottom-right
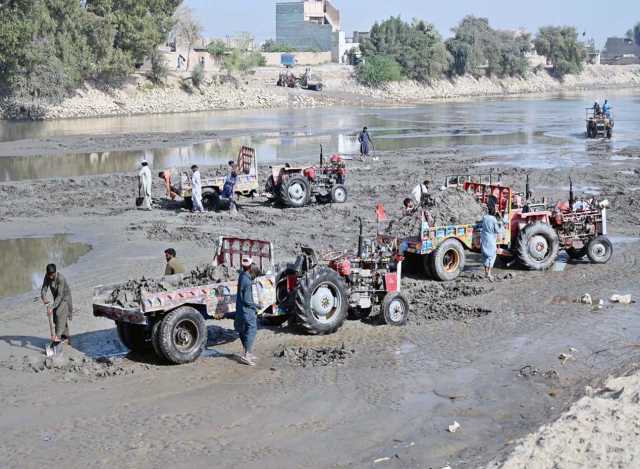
(274, 344), (355, 367)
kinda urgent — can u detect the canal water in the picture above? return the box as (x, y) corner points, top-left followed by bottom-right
(0, 90), (638, 181)
(0, 235), (92, 299)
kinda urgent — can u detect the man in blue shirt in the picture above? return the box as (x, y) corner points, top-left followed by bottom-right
(235, 256), (258, 366)
(602, 100), (611, 118)
(221, 162), (238, 199)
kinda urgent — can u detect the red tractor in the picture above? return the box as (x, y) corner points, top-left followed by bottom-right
(274, 219), (408, 334)
(265, 146), (348, 208)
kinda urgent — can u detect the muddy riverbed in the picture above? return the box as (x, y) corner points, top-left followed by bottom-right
(1, 98), (640, 469)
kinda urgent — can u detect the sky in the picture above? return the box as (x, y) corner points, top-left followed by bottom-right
(186, 0), (638, 49)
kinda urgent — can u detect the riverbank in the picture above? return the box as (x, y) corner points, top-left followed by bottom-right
(1, 64), (639, 121)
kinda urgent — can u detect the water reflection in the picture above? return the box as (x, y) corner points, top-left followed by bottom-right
(0, 235), (92, 299)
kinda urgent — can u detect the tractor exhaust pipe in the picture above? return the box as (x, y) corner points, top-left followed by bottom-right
(357, 217), (364, 258)
(525, 174), (530, 202)
(320, 144), (323, 168)
(569, 177), (574, 209)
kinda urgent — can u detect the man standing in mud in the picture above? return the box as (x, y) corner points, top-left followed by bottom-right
(164, 248), (186, 276)
(41, 264), (73, 344)
(235, 256), (258, 366)
(358, 126), (373, 159)
(138, 160), (152, 210)
(190, 165), (205, 212)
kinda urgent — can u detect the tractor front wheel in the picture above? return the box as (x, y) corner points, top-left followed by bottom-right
(331, 184), (348, 203)
(279, 174), (310, 208)
(381, 292), (409, 326)
(516, 222), (559, 270)
(292, 267), (348, 335)
(430, 239), (466, 281)
(587, 236), (613, 264)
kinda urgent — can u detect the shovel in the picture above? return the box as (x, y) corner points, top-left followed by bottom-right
(45, 309), (63, 357)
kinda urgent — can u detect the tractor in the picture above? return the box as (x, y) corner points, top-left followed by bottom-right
(586, 107), (614, 139)
(400, 174), (612, 281)
(265, 146), (348, 208)
(271, 219), (409, 334)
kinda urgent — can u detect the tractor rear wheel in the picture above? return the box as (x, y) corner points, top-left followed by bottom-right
(430, 238), (466, 281)
(516, 222), (559, 270)
(331, 184), (348, 203)
(421, 253), (436, 279)
(381, 292), (409, 326)
(292, 266), (348, 335)
(587, 236), (613, 264)
(116, 321), (151, 354)
(279, 174), (310, 208)
(151, 319), (167, 362)
(202, 190), (218, 210)
(157, 306), (207, 364)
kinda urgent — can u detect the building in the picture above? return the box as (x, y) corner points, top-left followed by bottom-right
(601, 37), (640, 65)
(276, 0), (341, 52)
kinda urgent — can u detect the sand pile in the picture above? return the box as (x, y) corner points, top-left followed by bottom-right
(0, 355), (141, 381)
(406, 281), (493, 323)
(107, 264), (238, 308)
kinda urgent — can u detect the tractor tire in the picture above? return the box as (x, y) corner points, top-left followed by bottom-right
(151, 319), (168, 362)
(430, 238), (466, 281)
(183, 196), (193, 210)
(202, 190), (218, 211)
(157, 306), (207, 364)
(516, 222), (560, 270)
(279, 174), (310, 208)
(381, 292), (409, 326)
(265, 175), (276, 195)
(587, 236), (613, 264)
(330, 184), (348, 204)
(116, 321), (151, 354)
(422, 253), (437, 279)
(606, 128), (612, 139)
(291, 266), (348, 335)
(566, 247), (587, 260)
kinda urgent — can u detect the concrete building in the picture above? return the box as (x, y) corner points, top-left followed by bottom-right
(276, 0), (341, 52)
(601, 37), (640, 65)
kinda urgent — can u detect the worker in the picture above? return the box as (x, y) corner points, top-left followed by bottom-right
(164, 248), (186, 276)
(403, 198), (416, 215)
(234, 256), (258, 366)
(480, 201), (503, 282)
(358, 126), (373, 159)
(158, 169), (179, 200)
(138, 160), (152, 211)
(40, 264), (73, 345)
(190, 164), (204, 212)
(593, 101), (601, 116)
(220, 162), (238, 199)
(410, 179), (432, 205)
(602, 99), (611, 118)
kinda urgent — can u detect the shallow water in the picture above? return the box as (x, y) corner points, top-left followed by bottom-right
(0, 89), (639, 181)
(0, 235), (92, 299)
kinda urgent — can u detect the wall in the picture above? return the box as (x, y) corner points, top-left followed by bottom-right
(262, 51), (332, 66)
(276, 2), (334, 52)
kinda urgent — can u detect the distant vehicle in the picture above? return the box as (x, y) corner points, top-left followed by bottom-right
(586, 108), (614, 139)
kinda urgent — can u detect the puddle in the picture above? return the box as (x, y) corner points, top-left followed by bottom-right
(0, 235), (92, 299)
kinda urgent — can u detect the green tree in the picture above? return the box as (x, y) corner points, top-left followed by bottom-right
(360, 17), (449, 82)
(356, 55), (403, 86)
(173, 4), (203, 71)
(534, 26), (586, 78)
(148, 48), (168, 84)
(207, 39), (227, 63)
(261, 39), (296, 53)
(190, 62), (205, 88)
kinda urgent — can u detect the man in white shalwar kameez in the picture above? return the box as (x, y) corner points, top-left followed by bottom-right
(138, 160), (152, 211)
(190, 164), (205, 212)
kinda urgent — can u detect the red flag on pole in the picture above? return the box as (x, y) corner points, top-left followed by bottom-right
(376, 203), (386, 222)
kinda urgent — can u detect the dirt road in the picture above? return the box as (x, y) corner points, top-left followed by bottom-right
(1, 143), (639, 469)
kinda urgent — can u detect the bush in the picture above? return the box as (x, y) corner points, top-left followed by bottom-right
(261, 39), (296, 53)
(356, 55), (402, 86)
(190, 63), (205, 88)
(224, 49), (266, 74)
(148, 48), (168, 85)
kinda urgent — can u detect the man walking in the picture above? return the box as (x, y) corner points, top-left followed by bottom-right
(358, 126), (373, 159)
(190, 165), (205, 212)
(40, 264), (73, 344)
(138, 160), (152, 210)
(234, 256), (258, 366)
(480, 198), (503, 282)
(164, 248), (186, 276)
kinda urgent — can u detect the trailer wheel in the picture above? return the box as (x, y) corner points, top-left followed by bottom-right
(151, 319), (167, 362)
(116, 321), (151, 353)
(157, 306), (206, 364)
(381, 292), (409, 326)
(279, 174), (310, 208)
(421, 252), (436, 279)
(516, 222), (559, 270)
(430, 238), (466, 281)
(587, 236), (613, 264)
(566, 247), (587, 260)
(202, 190), (219, 210)
(292, 266), (348, 335)
(330, 184), (348, 203)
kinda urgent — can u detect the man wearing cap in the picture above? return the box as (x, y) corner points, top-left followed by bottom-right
(235, 256), (258, 366)
(41, 264), (73, 344)
(190, 165), (205, 213)
(138, 160), (152, 210)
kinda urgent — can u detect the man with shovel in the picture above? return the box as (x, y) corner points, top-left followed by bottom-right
(40, 264), (73, 349)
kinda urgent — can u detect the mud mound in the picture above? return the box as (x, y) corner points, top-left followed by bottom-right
(143, 222), (217, 247)
(406, 281), (493, 323)
(106, 264), (238, 308)
(0, 355), (142, 381)
(274, 344), (355, 367)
